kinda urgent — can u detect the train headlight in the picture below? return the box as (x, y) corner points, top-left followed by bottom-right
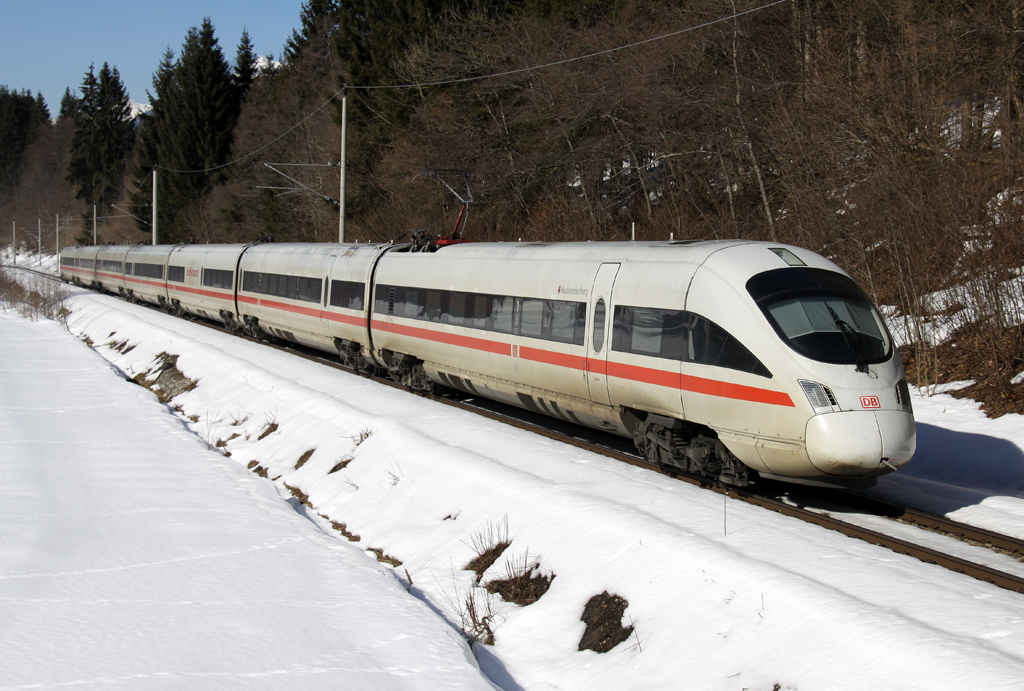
(894, 378), (913, 413)
(799, 379), (841, 414)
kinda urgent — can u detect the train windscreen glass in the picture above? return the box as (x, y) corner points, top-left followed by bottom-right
(746, 268), (892, 366)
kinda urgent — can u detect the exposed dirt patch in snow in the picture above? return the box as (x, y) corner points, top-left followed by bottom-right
(579, 592), (634, 653)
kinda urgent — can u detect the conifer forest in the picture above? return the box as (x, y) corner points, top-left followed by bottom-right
(2, 0), (1023, 410)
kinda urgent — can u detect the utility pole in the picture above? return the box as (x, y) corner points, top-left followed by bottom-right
(93, 205), (97, 244)
(152, 169), (158, 245)
(37, 218), (41, 265)
(339, 95), (347, 244)
(56, 214), (59, 258)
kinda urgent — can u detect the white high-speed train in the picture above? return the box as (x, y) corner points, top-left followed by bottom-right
(60, 239), (916, 487)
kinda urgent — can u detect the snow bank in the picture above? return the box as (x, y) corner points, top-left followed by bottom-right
(53, 288), (1024, 691)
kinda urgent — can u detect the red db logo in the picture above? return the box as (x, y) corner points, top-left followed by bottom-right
(860, 396), (881, 409)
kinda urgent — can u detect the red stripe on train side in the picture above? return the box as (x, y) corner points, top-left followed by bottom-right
(168, 284), (233, 301)
(124, 276), (166, 289)
(371, 319), (513, 356)
(519, 345), (587, 370)
(236, 292), (365, 327)
(370, 317), (793, 407)
(603, 360), (794, 407)
(679, 372), (795, 407)
(325, 311), (365, 327)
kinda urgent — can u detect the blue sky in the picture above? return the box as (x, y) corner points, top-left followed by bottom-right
(3, 1), (304, 110)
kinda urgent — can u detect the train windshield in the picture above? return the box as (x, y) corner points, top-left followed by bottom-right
(746, 268), (892, 367)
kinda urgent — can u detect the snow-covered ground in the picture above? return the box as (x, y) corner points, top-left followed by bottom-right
(5, 254), (1024, 690)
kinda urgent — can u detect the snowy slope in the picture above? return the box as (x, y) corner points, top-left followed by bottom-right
(53, 285), (1024, 691)
(0, 312), (496, 691)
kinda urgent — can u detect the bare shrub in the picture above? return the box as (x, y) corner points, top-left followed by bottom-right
(350, 428), (373, 447)
(258, 418), (279, 440)
(463, 516), (511, 581)
(484, 551), (554, 606)
(0, 265), (71, 325)
(461, 589), (497, 646)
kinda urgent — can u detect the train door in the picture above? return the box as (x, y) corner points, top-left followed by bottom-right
(586, 263), (619, 407)
(321, 253), (340, 336)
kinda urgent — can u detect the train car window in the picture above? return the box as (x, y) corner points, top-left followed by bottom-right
(124, 263), (131, 275)
(747, 267), (891, 366)
(330, 280), (365, 310)
(425, 290), (446, 322)
(449, 292), (467, 326)
(685, 314), (772, 377)
(633, 308), (668, 357)
(519, 299), (544, 337)
(203, 268), (233, 290)
(134, 263), (163, 279)
(471, 294), (491, 329)
(301, 276), (322, 302)
(61, 256), (74, 267)
(593, 299), (606, 353)
(613, 305), (769, 376)
(374, 284), (389, 314)
(548, 300), (583, 345)
(404, 287), (425, 318)
(492, 296), (514, 333)
(79, 259), (95, 270)
(167, 266), (185, 283)
(101, 260), (123, 273)
(242, 271), (319, 302)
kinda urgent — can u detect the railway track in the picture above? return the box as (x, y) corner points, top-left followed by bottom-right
(10, 262), (1024, 595)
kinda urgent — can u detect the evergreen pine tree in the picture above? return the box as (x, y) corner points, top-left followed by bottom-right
(0, 86), (50, 190)
(129, 19), (243, 242)
(58, 87), (80, 120)
(234, 29), (258, 102)
(284, 0), (339, 63)
(66, 63), (135, 215)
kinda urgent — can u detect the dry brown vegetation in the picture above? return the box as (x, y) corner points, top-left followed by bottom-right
(464, 517), (512, 581)
(0, 265), (71, 324)
(484, 552), (554, 606)
(130, 352), (198, 403)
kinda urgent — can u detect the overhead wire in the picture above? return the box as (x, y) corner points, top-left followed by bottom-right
(154, 0), (789, 176)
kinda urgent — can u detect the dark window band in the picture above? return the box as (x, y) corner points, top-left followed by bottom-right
(612, 305), (771, 378)
(373, 284), (586, 347)
(242, 270), (321, 303)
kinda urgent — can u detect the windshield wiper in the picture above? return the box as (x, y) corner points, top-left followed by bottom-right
(826, 304), (868, 373)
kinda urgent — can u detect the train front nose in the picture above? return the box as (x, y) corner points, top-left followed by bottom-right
(805, 411), (916, 475)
